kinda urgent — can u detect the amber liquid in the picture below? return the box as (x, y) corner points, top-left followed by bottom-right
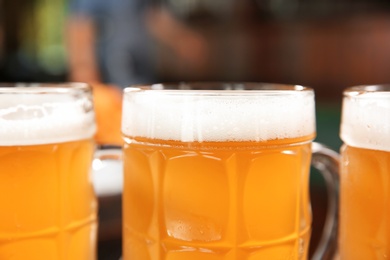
(0, 139), (97, 260)
(123, 135), (314, 260)
(339, 145), (390, 259)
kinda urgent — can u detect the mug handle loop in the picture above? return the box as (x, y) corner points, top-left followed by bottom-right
(311, 142), (340, 260)
(93, 145), (123, 197)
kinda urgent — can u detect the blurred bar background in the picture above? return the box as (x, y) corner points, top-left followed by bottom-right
(2, 0), (390, 105)
(2, 0), (390, 259)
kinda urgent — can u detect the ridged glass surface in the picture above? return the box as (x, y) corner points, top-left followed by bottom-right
(123, 138), (312, 260)
(0, 140), (97, 259)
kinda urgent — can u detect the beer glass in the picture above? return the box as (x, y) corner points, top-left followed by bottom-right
(121, 82), (339, 260)
(339, 85), (390, 259)
(0, 83), (97, 259)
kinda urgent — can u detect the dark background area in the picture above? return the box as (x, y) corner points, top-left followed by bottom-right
(2, 0), (390, 106)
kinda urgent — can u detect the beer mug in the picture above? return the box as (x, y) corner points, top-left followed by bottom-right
(0, 83), (97, 259)
(121, 82), (339, 260)
(339, 85), (390, 259)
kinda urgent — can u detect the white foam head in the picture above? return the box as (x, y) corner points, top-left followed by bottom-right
(122, 84), (315, 142)
(0, 84), (96, 146)
(341, 85), (390, 152)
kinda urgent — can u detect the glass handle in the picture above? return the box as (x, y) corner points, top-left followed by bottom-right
(92, 145), (123, 197)
(311, 142), (340, 260)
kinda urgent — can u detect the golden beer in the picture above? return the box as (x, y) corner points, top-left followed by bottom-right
(0, 84), (97, 260)
(122, 83), (317, 260)
(339, 85), (390, 259)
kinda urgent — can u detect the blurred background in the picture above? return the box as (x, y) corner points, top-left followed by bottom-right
(3, 0), (390, 103)
(3, 0), (390, 149)
(2, 0), (390, 258)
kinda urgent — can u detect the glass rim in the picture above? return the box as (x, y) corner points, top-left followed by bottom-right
(124, 82), (313, 96)
(0, 82), (91, 94)
(343, 84), (390, 97)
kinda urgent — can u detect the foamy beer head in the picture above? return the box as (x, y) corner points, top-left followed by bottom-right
(341, 85), (390, 152)
(0, 83), (96, 146)
(122, 83), (316, 142)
